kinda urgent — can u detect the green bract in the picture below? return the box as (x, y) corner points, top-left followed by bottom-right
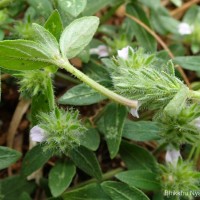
(109, 48), (185, 110)
(16, 70), (50, 98)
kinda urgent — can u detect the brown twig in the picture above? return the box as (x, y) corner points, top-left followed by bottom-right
(7, 98), (31, 148)
(125, 13), (191, 87)
(0, 74), (11, 80)
(161, 0), (171, 6)
(171, 0), (200, 17)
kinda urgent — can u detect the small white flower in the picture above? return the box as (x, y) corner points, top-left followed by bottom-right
(193, 117), (200, 129)
(90, 45), (109, 57)
(130, 102), (141, 118)
(178, 22), (193, 35)
(30, 125), (47, 142)
(117, 46), (129, 60)
(165, 148), (181, 166)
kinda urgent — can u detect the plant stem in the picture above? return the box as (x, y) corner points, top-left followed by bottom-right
(56, 71), (80, 84)
(46, 77), (55, 111)
(70, 167), (123, 190)
(56, 58), (138, 109)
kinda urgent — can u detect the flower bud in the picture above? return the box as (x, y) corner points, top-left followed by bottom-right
(178, 22), (193, 35)
(165, 148), (181, 166)
(117, 46), (129, 60)
(90, 45), (109, 57)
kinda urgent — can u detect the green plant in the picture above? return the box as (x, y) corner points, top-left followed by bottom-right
(1, 1), (200, 200)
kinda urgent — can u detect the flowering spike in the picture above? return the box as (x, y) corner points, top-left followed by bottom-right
(36, 108), (86, 155)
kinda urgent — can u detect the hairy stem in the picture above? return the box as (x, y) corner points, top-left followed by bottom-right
(56, 71), (80, 84)
(56, 58), (138, 109)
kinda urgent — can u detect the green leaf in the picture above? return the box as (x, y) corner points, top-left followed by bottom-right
(57, 0), (87, 17)
(120, 141), (158, 173)
(83, 61), (111, 83)
(116, 170), (161, 191)
(80, 128), (100, 151)
(0, 146), (22, 170)
(27, 0), (53, 18)
(150, 6), (179, 34)
(157, 16), (179, 34)
(97, 103), (127, 159)
(19, 192), (32, 200)
(126, 3), (157, 52)
(164, 87), (189, 118)
(58, 83), (106, 106)
(138, 0), (160, 10)
(183, 5), (200, 24)
(69, 146), (102, 180)
(21, 144), (52, 177)
(49, 161), (76, 197)
(0, 40), (52, 70)
(31, 94), (51, 126)
(83, 0), (117, 16)
(32, 23), (60, 58)
(101, 181), (150, 200)
(60, 16), (99, 59)
(173, 56), (200, 71)
(44, 10), (63, 41)
(122, 120), (161, 141)
(62, 183), (111, 200)
(0, 175), (35, 200)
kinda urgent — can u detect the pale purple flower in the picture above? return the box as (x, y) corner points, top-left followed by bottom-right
(117, 46), (129, 60)
(165, 148), (181, 166)
(130, 102), (140, 118)
(178, 22), (193, 35)
(30, 125), (47, 142)
(90, 45), (109, 57)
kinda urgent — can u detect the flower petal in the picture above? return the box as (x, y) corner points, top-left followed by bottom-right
(178, 22), (193, 35)
(117, 46), (129, 60)
(90, 45), (109, 57)
(30, 125), (47, 142)
(165, 148), (181, 166)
